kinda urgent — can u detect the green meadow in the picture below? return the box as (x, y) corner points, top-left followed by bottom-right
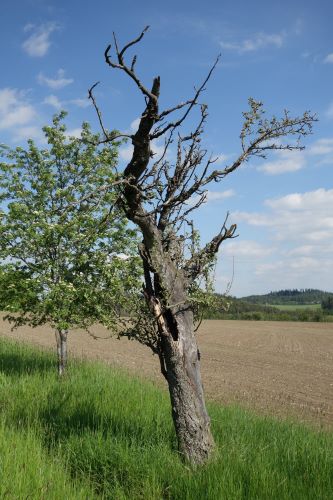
(269, 303), (322, 311)
(0, 338), (332, 499)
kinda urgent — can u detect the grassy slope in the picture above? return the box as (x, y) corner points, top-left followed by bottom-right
(0, 338), (332, 499)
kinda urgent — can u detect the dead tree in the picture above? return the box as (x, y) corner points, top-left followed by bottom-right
(89, 27), (316, 465)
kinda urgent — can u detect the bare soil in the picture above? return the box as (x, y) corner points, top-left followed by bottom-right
(1, 316), (332, 428)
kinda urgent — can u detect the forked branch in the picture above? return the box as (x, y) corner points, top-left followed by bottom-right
(104, 26), (158, 103)
(185, 214), (237, 279)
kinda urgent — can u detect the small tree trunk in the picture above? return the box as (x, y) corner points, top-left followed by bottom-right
(55, 329), (68, 376)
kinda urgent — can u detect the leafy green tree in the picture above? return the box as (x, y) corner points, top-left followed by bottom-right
(0, 113), (140, 375)
(321, 295), (333, 313)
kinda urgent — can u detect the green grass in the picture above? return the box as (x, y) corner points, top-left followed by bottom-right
(0, 338), (333, 499)
(269, 303), (322, 311)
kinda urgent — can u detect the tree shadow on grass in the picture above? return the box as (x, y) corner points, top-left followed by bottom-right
(0, 353), (174, 450)
(37, 399), (177, 497)
(40, 398), (173, 449)
(0, 340), (176, 495)
(0, 349), (56, 376)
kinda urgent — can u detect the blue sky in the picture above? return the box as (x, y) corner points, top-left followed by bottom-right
(1, 0), (332, 296)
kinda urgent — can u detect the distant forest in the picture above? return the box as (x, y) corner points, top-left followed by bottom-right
(241, 289), (332, 305)
(201, 289), (333, 322)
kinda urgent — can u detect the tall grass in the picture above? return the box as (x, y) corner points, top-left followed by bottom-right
(0, 338), (332, 499)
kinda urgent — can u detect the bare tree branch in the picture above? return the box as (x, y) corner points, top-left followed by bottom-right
(87, 83), (133, 144)
(104, 26), (158, 103)
(184, 214), (237, 279)
(150, 55), (221, 139)
(119, 25), (150, 59)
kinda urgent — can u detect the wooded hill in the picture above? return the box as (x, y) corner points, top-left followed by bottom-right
(241, 289), (332, 305)
(201, 291), (333, 322)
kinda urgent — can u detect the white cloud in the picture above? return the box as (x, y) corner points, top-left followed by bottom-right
(151, 139), (167, 158)
(0, 88), (47, 144)
(187, 189), (235, 207)
(206, 189), (235, 202)
(218, 187), (333, 295)
(12, 125), (45, 143)
(223, 240), (273, 259)
(130, 117), (141, 131)
(255, 256), (333, 280)
(234, 211), (271, 227)
(255, 261), (284, 275)
(308, 138), (333, 155)
(43, 95), (91, 110)
(0, 88), (36, 130)
(306, 137), (333, 166)
(324, 53), (333, 64)
(288, 256), (322, 270)
(43, 94), (62, 109)
(287, 243), (333, 256)
(258, 149), (305, 175)
(66, 128), (82, 139)
(70, 98), (91, 108)
(37, 69), (73, 90)
(287, 245), (314, 257)
(235, 188), (333, 257)
(212, 153), (230, 165)
(220, 32), (285, 53)
(265, 188), (333, 211)
(0, 105), (35, 129)
(22, 22), (58, 57)
(0, 88), (18, 111)
(119, 144), (133, 162)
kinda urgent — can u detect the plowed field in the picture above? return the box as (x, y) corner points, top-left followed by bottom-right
(1, 316), (332, 427)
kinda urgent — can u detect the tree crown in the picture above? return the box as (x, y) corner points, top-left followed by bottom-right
(0, 113), (141, 331)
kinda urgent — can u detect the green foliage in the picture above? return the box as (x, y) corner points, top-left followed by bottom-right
(0, 113), (141, 332)
(1, 338), (333, 499)
(321, 295), (333, 313)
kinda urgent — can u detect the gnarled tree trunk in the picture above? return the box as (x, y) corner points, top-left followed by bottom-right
(143, 250), (215, 463)
(161, 307), (214, 463)
(55, 329), (68, 376)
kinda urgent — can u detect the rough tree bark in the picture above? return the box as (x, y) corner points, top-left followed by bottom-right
(55, 329), (68, 376)
(148, 281), (214, 462)
(89, 27), (315, 464)
(141, 235), (215, 463)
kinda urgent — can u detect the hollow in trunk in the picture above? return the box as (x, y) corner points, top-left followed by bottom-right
(147, 285), (215, 464)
